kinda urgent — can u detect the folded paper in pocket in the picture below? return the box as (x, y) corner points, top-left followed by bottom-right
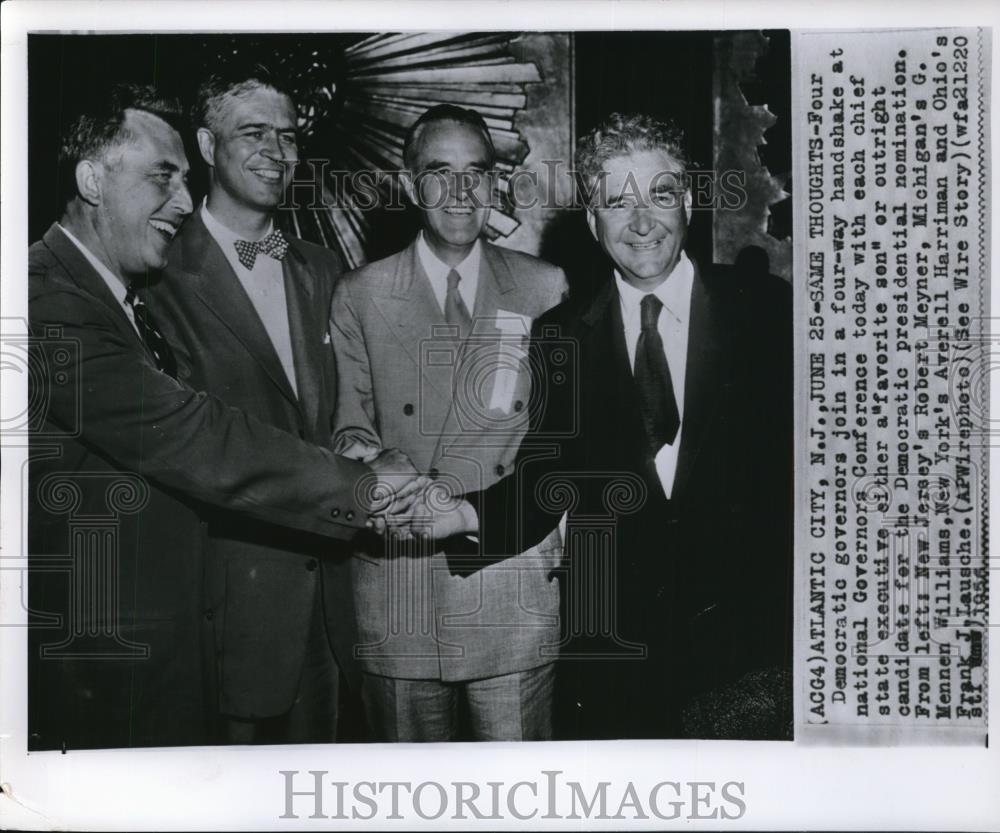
(488, 310), (531, 413)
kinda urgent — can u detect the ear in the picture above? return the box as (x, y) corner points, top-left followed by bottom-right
(585, 207), (599, 242)
(196, 128), (216, 167)
(682, 189), (693, 223)
(74, 160), (101, 206)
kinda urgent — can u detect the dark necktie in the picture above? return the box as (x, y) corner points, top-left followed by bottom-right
(233, 228), (289, 270)
(125, 286), (178, 378)
(444, 268), (473, 340)
(634, 293), (680, 453)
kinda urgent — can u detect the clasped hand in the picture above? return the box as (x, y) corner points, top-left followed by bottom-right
(364, 449), (471, 541)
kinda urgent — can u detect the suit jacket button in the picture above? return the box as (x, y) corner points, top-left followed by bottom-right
(513, 399), (524, 412)
(495, 464), (505, 476)
(345, 510), (355, 521)
(403, 403), (414, 416)
(306, 559), (318, 571)
(330, 507), (340, 518)
(204, 608), (214, 621)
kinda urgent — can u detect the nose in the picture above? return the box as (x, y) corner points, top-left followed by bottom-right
(447, 171), (466, 202)
(629, 206), (655, 235)
(172, 180), (194, 217)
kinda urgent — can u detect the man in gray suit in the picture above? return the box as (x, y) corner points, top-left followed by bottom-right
(330, 105), (566, 741)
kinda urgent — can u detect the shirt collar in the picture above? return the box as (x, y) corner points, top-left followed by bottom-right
(56, 222), (130, 306)
(614, 251), (694, 326)
(416, 231), (482, 287)
(201, 197), (274, 253)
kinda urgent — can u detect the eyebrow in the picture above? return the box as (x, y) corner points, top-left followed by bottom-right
(150, 160), (182, 173)
(421, 159), (489, 171)
(237, 121), (297, 133)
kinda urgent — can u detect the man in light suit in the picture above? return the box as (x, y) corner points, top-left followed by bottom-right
(421, 113), (793, 740)
(150, 68), (404, 744)
(27, 84), (396, 750)
(330, 105), (567, 741)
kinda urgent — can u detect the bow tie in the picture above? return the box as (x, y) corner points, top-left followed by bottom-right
(233, 229), (289, 270)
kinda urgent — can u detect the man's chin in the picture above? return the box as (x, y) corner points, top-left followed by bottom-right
(143, 247), (170, 272)
(436, 226), (487, 249)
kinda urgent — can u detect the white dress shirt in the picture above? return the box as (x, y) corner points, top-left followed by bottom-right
(416, 231), (481, 315)
(201, 201), (298, 396)
(57, 223), (142, 338)
(614, 252), (694, 498)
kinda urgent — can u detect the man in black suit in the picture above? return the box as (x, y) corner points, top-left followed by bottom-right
(413, 112), (793, 739)
(27, 84), (411, 750)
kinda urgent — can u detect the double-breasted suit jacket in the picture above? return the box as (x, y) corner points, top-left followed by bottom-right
(28, 224), (369, 749)
(151, 212), (361, 718)
(331, 239), (567, 681)
(458, 260), (794, 738)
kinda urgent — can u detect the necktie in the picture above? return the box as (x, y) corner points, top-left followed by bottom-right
(634, 293), (680, 453)
(444, 268), (473, 340)
(125, 286), (178, 378)
(233, 229), (289, 270)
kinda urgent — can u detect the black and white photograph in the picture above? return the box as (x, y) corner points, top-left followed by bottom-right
(0, 1), (997, 830)
(22, 27), (792, 751)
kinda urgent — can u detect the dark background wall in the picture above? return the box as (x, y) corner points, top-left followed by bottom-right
(28, 30), (790, 293)
(28, 33), (363, 244)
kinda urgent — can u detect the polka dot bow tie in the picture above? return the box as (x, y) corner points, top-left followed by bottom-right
(233, 229), (289, 270)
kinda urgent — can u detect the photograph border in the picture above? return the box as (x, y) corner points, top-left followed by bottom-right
(2, 1), (998, 830)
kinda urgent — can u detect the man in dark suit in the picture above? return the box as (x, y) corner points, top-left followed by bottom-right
(28, 84), (407, 750)
(149, 69), (379, 744)
(415, 112), (793, 739)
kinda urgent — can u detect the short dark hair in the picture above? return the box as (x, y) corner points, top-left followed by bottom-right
(58, 83), (184, 205)
(574, 112), (689, 204)
(402, 104), (496, 170)
(192, 64), (297, 133)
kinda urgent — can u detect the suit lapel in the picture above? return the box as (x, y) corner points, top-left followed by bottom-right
(43, 224), (146, 350)
(179, 213), (300, 415)
(381, 240), (447, 359)
(470, 243), (515, 328)
(370, 241), (453, 413)
(672, 265), (726, 500)
(282, 243), (322, 431)
(582, 279), (650, 476)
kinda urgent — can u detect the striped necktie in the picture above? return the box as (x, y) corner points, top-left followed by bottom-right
(125, 286), (178, 378)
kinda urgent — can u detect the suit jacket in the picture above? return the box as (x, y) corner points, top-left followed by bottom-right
(459, 260), (794, 738)
(151, 210), (359, 718)
(27, 224), (370, 750)
(331, 239), (567, 681)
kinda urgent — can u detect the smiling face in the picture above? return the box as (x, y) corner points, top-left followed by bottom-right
(586, 148), (690, 291)
(93, 109), (192, 276)
(404, 119), (493, 264)
(199, 85), (298, 218)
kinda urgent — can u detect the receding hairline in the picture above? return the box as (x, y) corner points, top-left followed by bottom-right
(405, 117), (494, 170)
(94, 108), (182, 168)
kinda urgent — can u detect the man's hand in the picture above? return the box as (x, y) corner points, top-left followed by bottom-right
(382, 482), (479, 542)
(364, 448), (429, 532)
